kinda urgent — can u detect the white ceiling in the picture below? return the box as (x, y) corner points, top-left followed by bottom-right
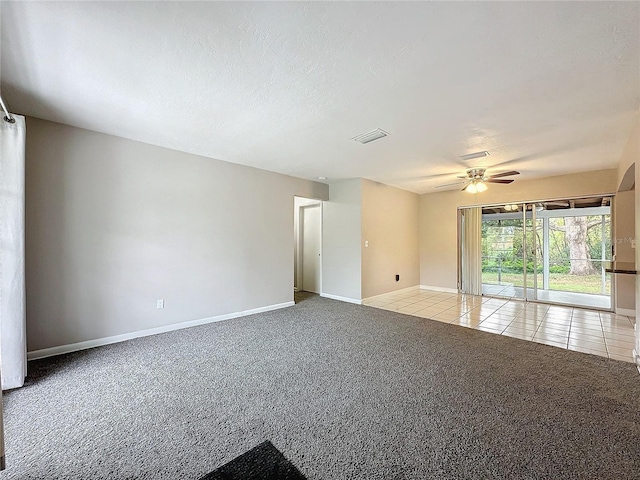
(1, 1), (638, 193)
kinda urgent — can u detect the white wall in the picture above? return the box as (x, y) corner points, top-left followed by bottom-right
(361, 179), (420, 299)
(25, 118), (328, 352)
(322, 179), (362, 302)
(419, 169), (618, 290)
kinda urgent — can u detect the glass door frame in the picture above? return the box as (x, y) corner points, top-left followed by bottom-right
(458, 194), (616, 311)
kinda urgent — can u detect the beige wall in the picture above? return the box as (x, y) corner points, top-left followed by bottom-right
(617, 114), (639, 191)
(634, 136), (640, 361)
(25, 117), (328, 352)
(636, 159), (640, 360)
(614, 112), (639, 360)
(419, 169), (618, 290)
(322, 179), (420, 301)
(361, 180), (420, 299)
(322, 179), (362, 301)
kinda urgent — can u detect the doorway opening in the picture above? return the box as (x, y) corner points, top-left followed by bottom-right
(294, 197), (322, 295)
(459, 195), (613, 310)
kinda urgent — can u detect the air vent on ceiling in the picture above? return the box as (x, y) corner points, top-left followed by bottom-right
(460, 151), (490, 161)
(352, 128), (390, 144)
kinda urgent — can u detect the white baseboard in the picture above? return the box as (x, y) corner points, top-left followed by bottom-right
(362, 286), (420, 304)
(634, 349), (640, 374)
(419, 285), (458, 294)
(27, 301), (294, 361)
(615, 308), (636, 317)
(243, 301), (294, 316)
(320, 293), (362, 305)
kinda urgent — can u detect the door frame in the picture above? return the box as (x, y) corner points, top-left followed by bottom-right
(300, 203), (322, 293)
(294, 197), (323, 294)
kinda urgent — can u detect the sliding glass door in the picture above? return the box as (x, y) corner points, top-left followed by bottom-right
(481, 213), (527, 299)
(534, 206), (612, 309)
(462, 196), (613, 310)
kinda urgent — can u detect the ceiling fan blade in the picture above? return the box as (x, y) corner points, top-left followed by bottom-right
(434, 181), (468, 188)
(486, 179), (514, 184)
(488, 170), (520, 179)
(456, 175), (468, 179)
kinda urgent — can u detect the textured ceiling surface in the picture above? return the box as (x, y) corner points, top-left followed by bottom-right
(1, 1), (639, 193)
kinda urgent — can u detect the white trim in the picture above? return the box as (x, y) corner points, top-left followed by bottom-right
(483, 206), (611, 221)
(320, 293), (362, 305)
(419, 285), (458, 294)
(27, 301), (294, 361)
(457, 192), (617, 211)
(242, 301), (294, 316)
(615, 308), (636, 317)
(362, 286), (420, 303)
(634, 349), (640, 374)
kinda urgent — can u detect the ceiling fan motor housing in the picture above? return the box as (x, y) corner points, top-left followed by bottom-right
(468, 168), (486, 180)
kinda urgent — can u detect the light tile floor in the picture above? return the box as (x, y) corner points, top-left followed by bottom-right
(364, 288), (637, 363)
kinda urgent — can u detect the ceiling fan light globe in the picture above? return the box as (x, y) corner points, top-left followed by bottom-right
(465, 183), (478, 194)
(475, 182), (488, 192)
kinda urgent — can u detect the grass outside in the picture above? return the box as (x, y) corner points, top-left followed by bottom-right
(482, 271), (610, 295)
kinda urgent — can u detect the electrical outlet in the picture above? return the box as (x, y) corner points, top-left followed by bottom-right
(157, 299), (164, 309)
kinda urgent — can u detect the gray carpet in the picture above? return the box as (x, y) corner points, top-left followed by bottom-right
(2, 293), (640, 479)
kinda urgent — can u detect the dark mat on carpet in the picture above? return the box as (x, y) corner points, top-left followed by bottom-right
(199, 441), (307, 480)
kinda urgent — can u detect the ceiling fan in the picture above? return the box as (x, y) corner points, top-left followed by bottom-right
(435, 168), (520, 193)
